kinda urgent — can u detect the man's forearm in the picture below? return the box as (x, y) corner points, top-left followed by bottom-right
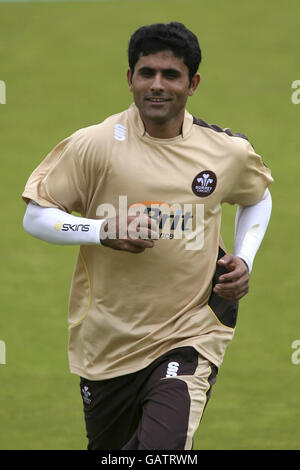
(234, 189), (272, 273)
(23, 201), (105, 245)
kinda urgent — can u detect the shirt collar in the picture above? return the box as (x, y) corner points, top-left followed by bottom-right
(128, 102), (193, 140)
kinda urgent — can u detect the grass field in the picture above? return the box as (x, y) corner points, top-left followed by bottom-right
(0, 0), (300, 450)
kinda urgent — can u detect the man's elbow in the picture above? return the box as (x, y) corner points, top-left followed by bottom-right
(23, 201), (39, 238)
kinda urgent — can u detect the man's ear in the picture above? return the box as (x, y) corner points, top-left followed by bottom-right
(127, 68), (133, 91)
(188, 73), (200, 97)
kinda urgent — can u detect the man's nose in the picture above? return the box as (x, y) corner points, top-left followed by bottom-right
(150, 73), (164, 92)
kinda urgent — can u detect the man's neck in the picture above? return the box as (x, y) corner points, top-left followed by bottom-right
(140, 113), (185, 139)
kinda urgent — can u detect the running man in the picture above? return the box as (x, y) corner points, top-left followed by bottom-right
(22, 22), (273, 450)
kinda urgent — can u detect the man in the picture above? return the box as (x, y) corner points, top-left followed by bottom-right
(22, 22), (273, 450)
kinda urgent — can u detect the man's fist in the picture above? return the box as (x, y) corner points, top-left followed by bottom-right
(100, 214), (159, 254)
(213, 254), (250, 301)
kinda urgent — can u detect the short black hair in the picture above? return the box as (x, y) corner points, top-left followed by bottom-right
(128, 22), (202, 84)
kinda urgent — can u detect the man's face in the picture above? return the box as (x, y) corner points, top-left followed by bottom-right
(127, 50), (200, 127)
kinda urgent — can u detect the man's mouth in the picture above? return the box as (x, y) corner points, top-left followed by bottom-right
(146, 97), (171, 103)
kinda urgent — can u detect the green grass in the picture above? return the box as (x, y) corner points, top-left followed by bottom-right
(0, 0), (300, 450)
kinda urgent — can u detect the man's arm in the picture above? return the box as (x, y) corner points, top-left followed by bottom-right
(23, 201), (158, 252)
(23, 201), (105, 245)
(213, 189), (272, 301)
(234, 188), (272, 273)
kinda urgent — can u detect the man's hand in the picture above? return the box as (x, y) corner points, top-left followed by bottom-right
(213, 254), (249, 301)
(100, 214), (159, 254)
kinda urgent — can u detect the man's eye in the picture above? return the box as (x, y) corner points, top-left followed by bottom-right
(165, 72), (180, 79)
(140, 70), (153, 77)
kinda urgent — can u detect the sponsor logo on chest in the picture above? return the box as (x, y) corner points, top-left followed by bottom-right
(114, 124), (126, 141)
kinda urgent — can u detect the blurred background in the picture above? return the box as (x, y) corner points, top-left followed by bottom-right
(0, 0), (299, 450)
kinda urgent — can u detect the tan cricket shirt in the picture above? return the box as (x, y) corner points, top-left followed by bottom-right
(22, 103), (273, 380)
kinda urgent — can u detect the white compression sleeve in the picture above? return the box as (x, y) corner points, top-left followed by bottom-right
(234, 189), (272, 273)
(23, 201), (106, 246)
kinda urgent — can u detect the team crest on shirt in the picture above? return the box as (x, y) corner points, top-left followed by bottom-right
(191, 170), (217, 197)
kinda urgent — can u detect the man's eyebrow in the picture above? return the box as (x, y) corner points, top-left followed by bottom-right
(138, 66), (182, 75)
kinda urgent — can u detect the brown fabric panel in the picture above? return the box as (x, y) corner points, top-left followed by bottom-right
(193, 115), (249, 142)
(208, 247), (239, 328)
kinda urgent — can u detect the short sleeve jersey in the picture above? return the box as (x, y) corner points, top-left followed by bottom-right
(22, 103), (273, 380)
